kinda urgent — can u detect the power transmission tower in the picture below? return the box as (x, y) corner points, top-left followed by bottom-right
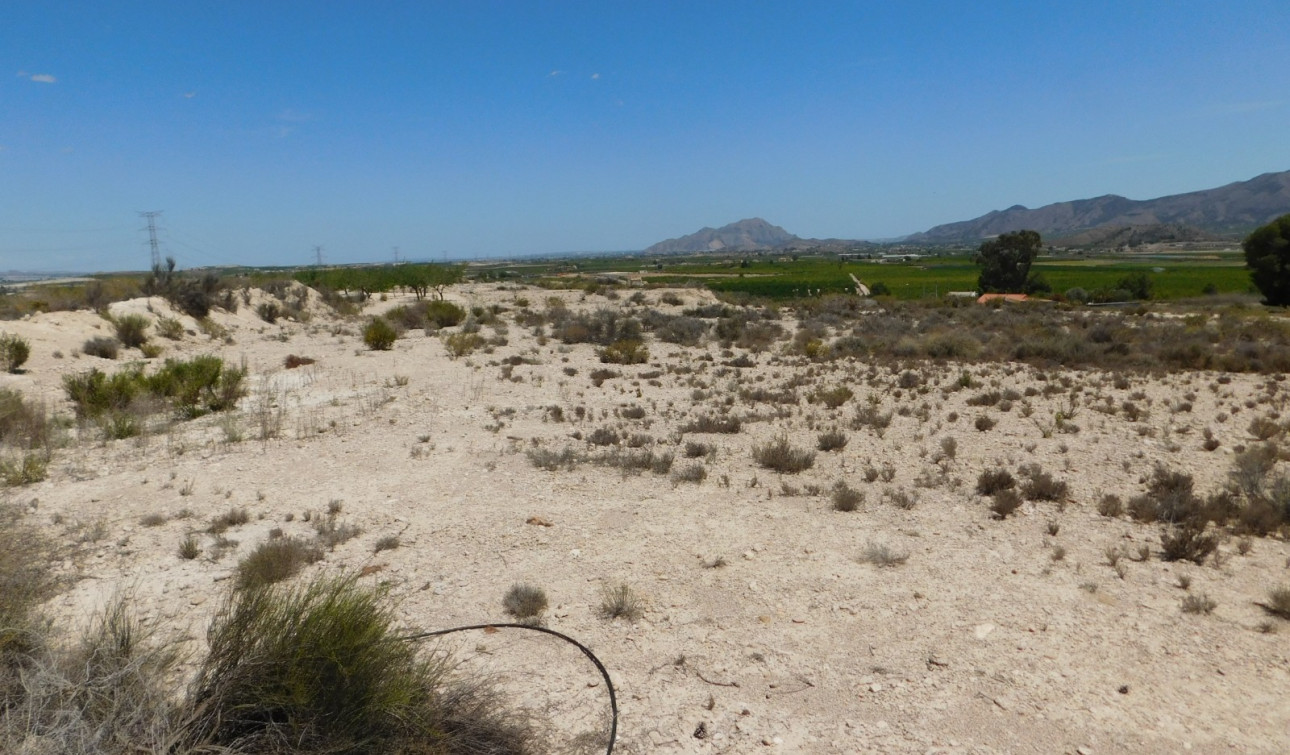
(314, 246), (324, 266)
(139, 211), (163, 270)
(393, 246), (400, 265)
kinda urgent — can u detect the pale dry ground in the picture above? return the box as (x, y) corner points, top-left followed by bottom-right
(2, 283), (1290, 754)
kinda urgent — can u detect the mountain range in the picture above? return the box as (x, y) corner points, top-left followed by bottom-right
(642, 170), (1290, 253)
(907, 169), (1290, 245)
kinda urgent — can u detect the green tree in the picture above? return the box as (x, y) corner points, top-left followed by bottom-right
(394, 263), (464, 301)
(1116, 271), (1154, 300)
(1244, 213), (1290, 306)
(975, 230), (1043, 293)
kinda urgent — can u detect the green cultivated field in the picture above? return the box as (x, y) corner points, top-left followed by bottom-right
(523, 252), (1252, 302)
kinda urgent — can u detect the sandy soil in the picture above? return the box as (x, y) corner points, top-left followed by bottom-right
(2, 283), (1288, 754)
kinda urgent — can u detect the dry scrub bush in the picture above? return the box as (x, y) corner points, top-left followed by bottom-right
(598, 583), (643, 622)
(752, 435), (815, 474)
(976, 468), (1015, 496)
(236, 537), (324, 590)
(681, 414), (741, 434)
(671, 462), (707, 484)
(2, 597), (184, 753)
(526, 447), (578, 471)
(1181, 593), (1217, 615)
(83, 336), (121, 359)
(990, 489), (1023, 519)
(1264, 586), (1290, 620)
(831, 481), (864, 512)
(502, 584), (548, 621)
(859, 541), (909, 567)
(1019, 464), (1068, 502)
(598, 338), (649, 365)
(1160, 524), (1218, 565)
(816, 427), (848, 452)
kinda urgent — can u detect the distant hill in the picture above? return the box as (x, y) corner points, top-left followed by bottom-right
(643, 218), (877, 254)
(644, 218), (800, 254)
(907, 169), (1290, 244)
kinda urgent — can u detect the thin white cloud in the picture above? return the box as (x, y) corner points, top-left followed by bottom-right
(548, 70), (563, 77)
(591, 73), (600, 80)
(29, 73), (57, 84)
(183, 91), (196, 99)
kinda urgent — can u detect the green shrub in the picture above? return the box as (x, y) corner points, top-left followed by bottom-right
(425, 299), (466, 328)
(147, 355), (247, 417)
(0, 333), (30, 373)
(63, 367), (144, 418)
(363, 317), (398, 350)
(182, 575), (531, 753)
(113, 313), (151, 348)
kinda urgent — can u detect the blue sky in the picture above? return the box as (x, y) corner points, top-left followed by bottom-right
(3, 1), (1288, 272)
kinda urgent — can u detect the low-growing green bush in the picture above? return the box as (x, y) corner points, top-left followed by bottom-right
(0, 333), (30, 373)
(182, 575), (532, 753)
(113, 313), (151, 348)
(64, 356), (246, 420)
(425, 299), (466, 328)
(363, 317), (398, 350)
